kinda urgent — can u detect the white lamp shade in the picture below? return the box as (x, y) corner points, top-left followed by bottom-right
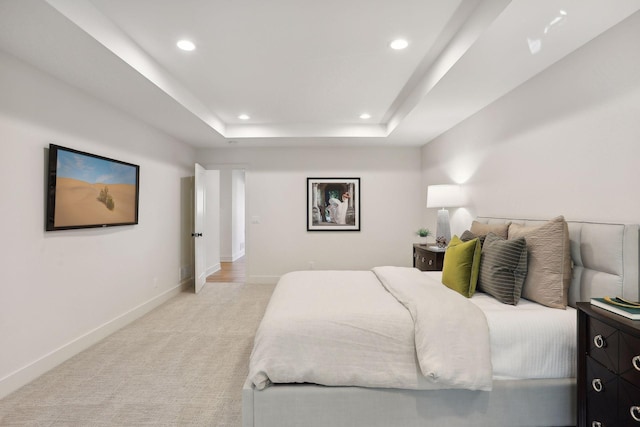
(426, 184), (464, 208)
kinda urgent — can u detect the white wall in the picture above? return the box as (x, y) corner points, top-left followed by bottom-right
(231, 169), (245, 260)
(205, 170), (221, 275)
(0, 51), (195, 397)
(196, 147), (424, 284)
(421, 11), (640, 234)
(219, 169), (233, 261)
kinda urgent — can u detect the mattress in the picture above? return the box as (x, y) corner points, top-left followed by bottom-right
(249, 269), (576, 391)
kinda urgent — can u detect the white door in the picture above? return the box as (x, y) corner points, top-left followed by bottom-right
(193, 163), (206, 293)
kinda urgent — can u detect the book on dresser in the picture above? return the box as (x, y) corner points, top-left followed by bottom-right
(590, 297), (640, 320)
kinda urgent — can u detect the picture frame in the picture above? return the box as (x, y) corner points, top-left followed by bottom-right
(46, 144), (140, 231)
(307, 177), (360, 231)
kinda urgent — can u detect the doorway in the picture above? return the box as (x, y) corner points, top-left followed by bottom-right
(202, 167), (246, 284)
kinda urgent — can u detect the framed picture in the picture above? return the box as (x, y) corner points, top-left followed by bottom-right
(307, 177), (360, 231)
(46, 144), (140, 231)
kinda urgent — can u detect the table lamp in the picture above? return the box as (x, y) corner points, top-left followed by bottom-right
(426, 184), (464, 246)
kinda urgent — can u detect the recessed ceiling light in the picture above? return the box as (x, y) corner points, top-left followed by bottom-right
(360, 113), (371, 120)
(177, 39), (196, 51)
(390, 39), (408, 50)
(238, 114), (250, 120)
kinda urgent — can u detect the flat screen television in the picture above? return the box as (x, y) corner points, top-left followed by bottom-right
(46, 144), (140, 231)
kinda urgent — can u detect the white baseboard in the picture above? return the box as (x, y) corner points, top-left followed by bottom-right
(0, 279), (191, 400)
(206, 263), (221, 276)
(221, 249), (245, 263)
(232, 249), (245, 261)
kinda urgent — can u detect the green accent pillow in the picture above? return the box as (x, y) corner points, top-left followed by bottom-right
(441, 235), (481, 298)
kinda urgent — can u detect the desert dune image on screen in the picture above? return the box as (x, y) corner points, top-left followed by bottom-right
(54, 150), (137, 227)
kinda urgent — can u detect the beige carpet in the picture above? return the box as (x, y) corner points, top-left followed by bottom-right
(0, 282), (275, 426)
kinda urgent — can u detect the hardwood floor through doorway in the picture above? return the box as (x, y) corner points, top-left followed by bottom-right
(206, 256), (245, 283)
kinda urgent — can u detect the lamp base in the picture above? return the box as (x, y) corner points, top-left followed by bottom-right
(436, 209), (451, 247)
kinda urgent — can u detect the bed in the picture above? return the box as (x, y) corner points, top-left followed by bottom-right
(243, 217), (640, 427)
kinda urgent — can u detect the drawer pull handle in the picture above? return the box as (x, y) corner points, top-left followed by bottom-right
(428, 259), (433, 266)
(592, 378), (603, 392)
(592, 421), (602, 427)
(632, 406), (640, 422)
(593, 334), (605, 348)
(421, 257), (425, 263)
(633, 355), (640, 371)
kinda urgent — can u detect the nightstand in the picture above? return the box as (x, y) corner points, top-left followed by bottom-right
(413, 244), (445, 271)
(577, 302), (640, 427)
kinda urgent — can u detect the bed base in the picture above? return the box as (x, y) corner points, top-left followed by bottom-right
(242, 377), (576, 427)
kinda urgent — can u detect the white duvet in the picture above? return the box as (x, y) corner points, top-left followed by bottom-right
(373, 266), (492, 390)
(249, 267), (492, 391)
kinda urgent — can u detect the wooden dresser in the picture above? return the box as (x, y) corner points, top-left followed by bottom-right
(577, 302), (640, 426)
(412, 244), (444, 272)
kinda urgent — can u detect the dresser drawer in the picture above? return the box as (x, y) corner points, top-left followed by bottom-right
(588, 317), (620, 373)
(620, 331), (640, 386)
(416, 250), (439, 270)
(587, 356), (619, 426)
(413, 245), (444, 272)
(619, 379), (640, 426)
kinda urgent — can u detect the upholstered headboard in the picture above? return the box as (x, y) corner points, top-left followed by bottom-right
(475, 218), (640, 307)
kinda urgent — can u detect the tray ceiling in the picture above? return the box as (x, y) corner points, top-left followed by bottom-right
(1, 0), (638, 147)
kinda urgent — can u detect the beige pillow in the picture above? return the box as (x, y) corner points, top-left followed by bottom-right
(470, 221), (510, 240)
(508, 216), (571, 309)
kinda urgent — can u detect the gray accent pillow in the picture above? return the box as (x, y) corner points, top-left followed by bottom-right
(478, 232), (528, 305)
(460, 230), (486, 247)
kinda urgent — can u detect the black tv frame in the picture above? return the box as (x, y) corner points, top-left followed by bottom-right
(46, 144), (140, 231)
